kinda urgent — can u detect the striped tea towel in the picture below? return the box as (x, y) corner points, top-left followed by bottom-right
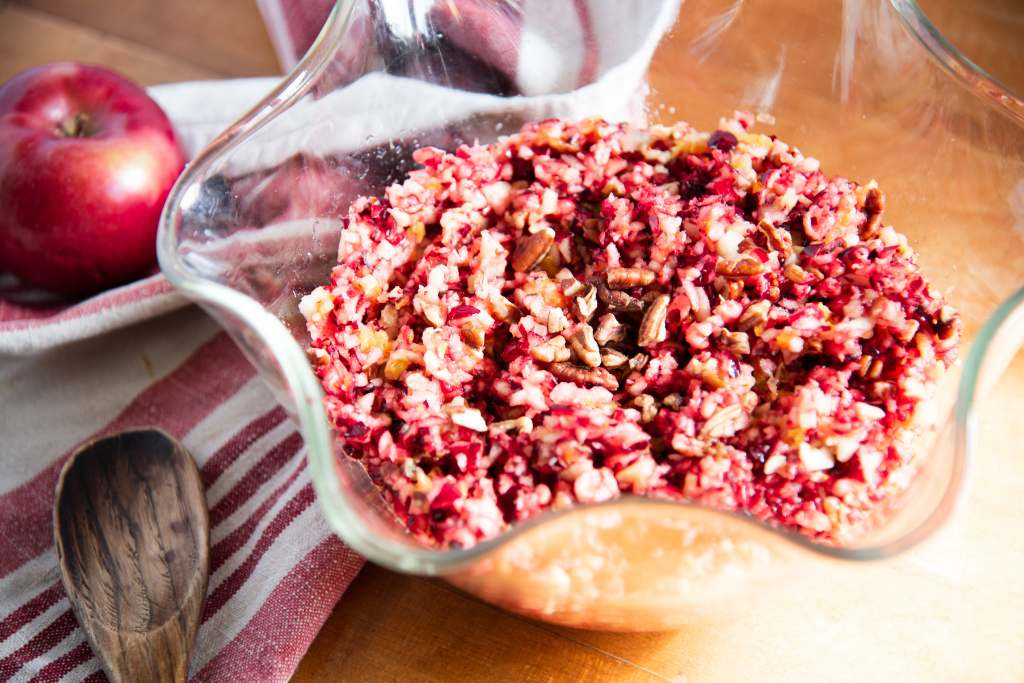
(0, 306), (364, 682)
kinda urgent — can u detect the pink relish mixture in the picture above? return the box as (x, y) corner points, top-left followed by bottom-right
(301, 116), (960, 549)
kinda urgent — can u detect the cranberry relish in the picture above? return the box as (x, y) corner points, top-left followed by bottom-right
(301, 116), (960, 549)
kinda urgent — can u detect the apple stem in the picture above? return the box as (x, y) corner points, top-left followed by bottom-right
(58, 113), (92, 138)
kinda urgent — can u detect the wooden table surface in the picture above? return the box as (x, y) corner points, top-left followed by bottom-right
(3, 1), (1022, 681)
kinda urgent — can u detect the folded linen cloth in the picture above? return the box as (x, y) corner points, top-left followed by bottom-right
(0, 1), (678, 680)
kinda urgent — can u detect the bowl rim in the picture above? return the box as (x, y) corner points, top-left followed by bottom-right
(892, 0), (1024, 125)
(157, 0), (1024, 575)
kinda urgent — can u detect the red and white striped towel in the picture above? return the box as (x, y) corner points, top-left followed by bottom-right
(1, 3), (679, 680)
(0, 307), (363, 682)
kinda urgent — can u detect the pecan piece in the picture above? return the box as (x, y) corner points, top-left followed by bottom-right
(861, 187), (885, 240)
(698, 403), (747, 439)
(580, 217), (602, 243)
(606, 267), (656, 289)
(628, 352), (649, 371)
(662, 393), (684, 410)
(546, 308), (570, 334)
(307, 347), (330, 367)
(560, 275), (586, 298)
(600, 348), (629, 369)
(593, 313), (626, 345)
(595, 281), (644, 313)
(722, 279), (745, 301)
(637, 294), (669, 347)
(490, 416), (534, 434)
(549, 362), (619, 391)
(632, 394), (658, 423)
(721, 330), (750, 355)
(783, 263), (813, 284)
(573, 284), (598, 320)
(511, 227), (556, 272)
(568, 323), (602, 367)
(461, 321), (486, 348)
(737, 300), (771, 332)
(716, 256), (765, 278)
(757, 219), (793, 255)
(935, 305), (959, 342)
(531, 336), (571, 363)
(487, 294), (519, 322)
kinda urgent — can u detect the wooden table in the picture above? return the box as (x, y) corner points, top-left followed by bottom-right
(3, 1), (1022, 681)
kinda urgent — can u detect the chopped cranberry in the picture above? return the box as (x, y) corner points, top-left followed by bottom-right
(511, 157), (535, 181)
(430, 483), (461, 512)
(345, 422), (369, 439)
(446, 441), (482, 473)
(708, 130), (738, 152)
(447, 304), (481, 321)
(497, 486), (520, 520)
(707, 174), (737, 196)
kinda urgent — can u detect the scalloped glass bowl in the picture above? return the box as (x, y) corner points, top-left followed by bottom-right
(158, 0), (1024, 630)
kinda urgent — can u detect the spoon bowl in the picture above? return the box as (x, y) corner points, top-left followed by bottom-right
(53, 428), (209, 683)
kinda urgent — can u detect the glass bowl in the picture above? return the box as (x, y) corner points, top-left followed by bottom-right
(158, 0), (1024, 630)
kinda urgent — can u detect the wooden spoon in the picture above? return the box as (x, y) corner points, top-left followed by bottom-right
(54, 429), (210, 683)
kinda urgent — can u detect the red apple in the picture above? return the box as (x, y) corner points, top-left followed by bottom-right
(0, 63), (185, 295)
